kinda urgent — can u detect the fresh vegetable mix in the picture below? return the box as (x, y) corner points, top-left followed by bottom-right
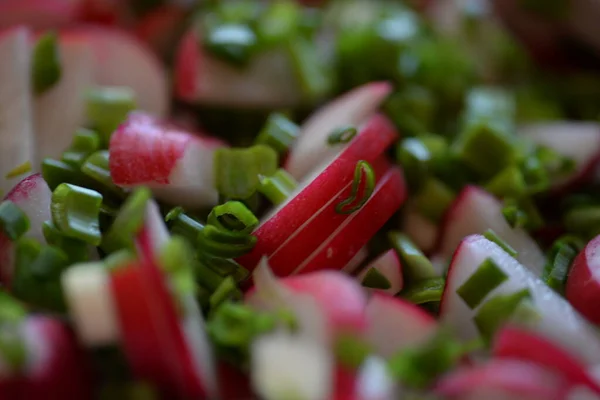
(1, 0), (600, 399)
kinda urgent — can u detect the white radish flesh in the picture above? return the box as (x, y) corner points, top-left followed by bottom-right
(402, 203), (439, 254)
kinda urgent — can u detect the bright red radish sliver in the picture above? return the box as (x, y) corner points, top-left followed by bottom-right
(566, 234), (600, 325)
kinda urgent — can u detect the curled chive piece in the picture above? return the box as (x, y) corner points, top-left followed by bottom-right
(214, 145), (278, 200)
(473, 288), (531, 343)
(412, 178), (455, 223)
(86, 87), (136, 144)
(42, 220), (89, 264)
(165, 206), (184, 222)
(541, 237), (580, 294)
(207, 201), (258, 235)
(204, 24), (258, 67)
(389, 231), (436, 281)
(5, 161), (32, 180)
(101, 188), (151, 253)
(483, 229), (518, 258)
(62, 128), (101, 168)
(362, 268), (392, 290)
(81, 150), (125, 198)
(41, 158), (81, 191)
(335, 333), (372, 369)
(32, 32), (61, 95)
(327, 126), (357, 145)
(209, 276), (242, 310)
(0, 201), (29, 241)
(159, 237), (197, 298)
(336, 160), (375, 214)
(457, 258), (508, 309)
(255, 113), (299, 154)
(51, 184), (103, 246)
(258, 169), (298, 205)
(400, 278), (445, 305)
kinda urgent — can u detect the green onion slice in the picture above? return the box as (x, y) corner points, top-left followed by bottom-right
(159, 237), (197, 298)
(457, 258), (508, 309)
(327, 126), (357, 145)
(400, 278), (445, 305)
(86, 87), (136, 144)
(254, 113), (299, 154)
(361, 267), (392, 290)
(484, 166), (526, 198)
(258, 169), (298, 206)
(80, 150), (126, 198)
(41, 158), (82, 191)
(209, 276), (243, 310)
(207, 201), (259, 235)
(473, 288), (532, 342)
(5, 161), (32, 180)
(541, 237), (580, 294)
(412, 178), (455, 223)
(389, 231), (436, 281)
(336, 160), (375, 214)
(32, 32), (61, 95)
(483, 229), (518, 258)
(62, 128), (101, 167)
(42, 220), (89, 264)
(165, 206), (184, 222)
(286, 37), (331, 101)
(51, 184), (103, 246)
(203, 24), (258, 67)
(101, 188), (151, 253)
(0, 201), (29, 241)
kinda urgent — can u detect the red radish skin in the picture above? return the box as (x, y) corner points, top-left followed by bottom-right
(365, 292), (436, 358)
(237, 114), (398, 272)
(493, 326), (600, 394)
(566, 234), (600, 325)
(110, 112), (225, 209)
(437, 185), (546, 275)
(358, 249), (403, 295)
(286, 81), (393, 180)
(0, 1), (81, 30)
(441, 235), (600, 364)
(134, 5), (187, 59)
(0, 26), (34, 193)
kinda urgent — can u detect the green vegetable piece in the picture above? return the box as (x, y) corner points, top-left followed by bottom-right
(336, 160), (376, 215)
(32, 32), (61, 95)
(335, 333), (372, 368)
(258, 169), (298, 205)
(204, 24), (257, 66)
(287, 37), (331, 101)
(86, 87), (136, 144)
(483, 229), (518, 258)
(362, 267), (391, 290)
(389, 231), (436, 281)
(51, 184), (102, 246)
(209, 276), (242, 310)
(167, 212), (204, 244)
(327, 126), (357, 145)
(0, 201), (29, 240)
(199, 255), (250, 284)
(101, 188), (151, 253)
(473, 288), (531, 342)
(103, 249), (135, 271)
(198, 225), (257, 259)
(396, 138), (432, 190)
(541, 238), (579, 294)
(385, 86), (436, 136)
(0, 292), (25, 324)
(5, 161), (32, 180)
(41, 158), (81, 190)
(42, 220), (89, 264)
(255, 113), (299, 154)
(462, 87), (515, 134)
(159, 237), (197, 298)
(256, 0), (300, 46)
(564, 205), (600, 240)
(502, 197), (543, 231)
(208, 201), (259, 234)
(485, 166), (527, 198)
(412, 178), (455, 223)
(457, 258), (508, 309)
(165, 206), (184, 222)
(80, 150), (125, 198)
(0, 320), (27, 373)
(62, 128), (101, 168)
(520, 155), (550, 194)
(400, 278), (445, 305)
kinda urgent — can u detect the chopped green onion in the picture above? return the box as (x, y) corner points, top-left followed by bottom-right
(541, 237), (579, 294)
(483, 229), (518, 258)
(457, 258), (508, 309)
(0, 201), (29, 241)
(199, 255), (250, 283)
(327, 126), (357, 145)
(41, 158), (82, 191)
(62, 128), (101, 168)
(254, 113), (299, 154)
(159, 237), (197, 298)
(167, 212), (204, 244)
(86, 87), (136, 144)
(473, 288), (531, 342)
(0, 292), (25, 324)
(258, 169), (298, 205)
(509, 299), (543, 328)
(287, 37), (331, 101)
(103, 249), (135, 271)
(42, 220), (89, 264)
(484, 166), (527, 198)
(203, 24), (258, 66)
(335, 333), (372, 368)
(389, 231), (436, 281)
(5, 161), (32, 180)
(412, 178), (455, 223)
(80, 150), (125, 198)
(101, 188), (151, 253)
(502, 197), (543, 231)
(0, 317), (27, 373)
(361, 267), (392, 290)
(336, 160), (375, 214)
(385, 86), (436, 136)
(51, 184), (103, 246)
(520, 155), (550, 194)
(462, 87), (515, 134)
(564, 205), (600, 240)
(31, 32), (61, 95)
(209, 276), (242, 310)
(207, 201), (259, 235)
(198, 225), (257, 259)
(535, 145), (576, 178)
(400, 278), (445, 304)
(256, 0), (301, 46)
(165, 206), (184, 222)
(396, 138), (431, 190)
(214, 145), (278, 200)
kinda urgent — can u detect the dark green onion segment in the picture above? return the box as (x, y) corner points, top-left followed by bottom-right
(31, 31), (61, 95)
(0, 201), (29, 241)
(50, 184), (103, 246)
(473, 288), (532, 342)
(258, 169), (298, 205)
(254, 113), (299, 154)
(456, 258), (508, 309)
(388, 231), (436, 282)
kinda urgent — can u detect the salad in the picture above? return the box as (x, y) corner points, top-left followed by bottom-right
(1, 0), (600, 399)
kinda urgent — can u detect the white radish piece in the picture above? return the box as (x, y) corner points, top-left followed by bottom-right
(286, 81), (393, 180)
(402, 202), (439, 254)
(0, 27), (34, 193)
(354, 356), (397, 400)
(358, 249), (403, 295)
(440, 234), (600, 364)
(34, 34), (94, 163)
(566, 234), (600, 325)
(438, 185), (546, 275)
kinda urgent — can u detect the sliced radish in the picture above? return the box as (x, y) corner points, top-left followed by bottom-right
(519, 122), (600, 188)
(402, 202), (438, 254)
(62, 26), (168, 116)
(34, 34), (94, 163)
(286, 81), (393, 180)
(438, 185), (546, 275)
(566, 234), (600, 325)
(434, 359), (569, 400)
(0, 1), (81, 30)
(334, 357), (397, 400)
(0, 27), (34, 193)
(440, 234), (600, 364)
(109, 112), (225, 209)
(174, 29), (303, 108)
(135, 198), (170, 259)
(236, 114), (398, 272)
(365, 292), (436, 358)
(358, 249), (403, 295)
(493, 326), (600, 394)
(61, 262), (119, 347)
(0, 174), (52, 286)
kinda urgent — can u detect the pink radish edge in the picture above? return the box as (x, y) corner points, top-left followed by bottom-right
(566, 233), (600, 325)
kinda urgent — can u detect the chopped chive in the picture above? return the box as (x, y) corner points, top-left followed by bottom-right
(388, 231), (436, 281)
(412, 178), (455, 223)
(207, 201), (259, 235)
(336, 160), (375, 214)
(502, 197), (543, 231)
(5, 161), (32, 180)
(51, 184), (102, 246)
(541, 237), (580, 294)
(361, 267), (392, 290)
(32, 32), (61, 95)
(167, 212), (204, 244)
(86, 87), (136, 144)
(287, 37), (331, 101)
(209, 276), (242, 310)
(165, 206), (184, 222)
(254, 113), (299, 154)
(457, 258), (508, 309)
(473, 288), (532, 343)
(327, 126), (357, 145)
(62, 128), (101, 168)
(258, 169), (298, 205)
(385, 86), (436, 136)
(483, 229), (518, 258)
(564, 205), (600, 240)
(204, 24), (258, 66)
(396, 138), (431, 190)
(256, 0), (301, 46)
(520, 155), (550, 194)
(159, 237), (197, 298)
(198, 225), (257, 259)
(101, 188), (151, 253)
(400, 278), (445, 304)
(41, 158), (82, 191)
(42, 220), (89, 264)
(103, 249), (135, 272)
(200, 255), (250, 283)
(0, 201), (29, 241)
(80, 150), (125, 198)
(484, 166), (526, 198)
(335, 333), (372, 369)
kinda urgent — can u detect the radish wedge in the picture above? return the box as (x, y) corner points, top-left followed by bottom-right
(0, 1), (80, 30)
(175, 29), (302, 108)
(438, 185), (546, 275)
(402, 202), (439, 254)
(358, 249), (403, 295)
(236, 114), (398, 272)
(286, 81), (393, 180)
(434, 359), (569, 400)
(365, 292), (436, 358)
(62, 26), (169, 116)
(440, 234), (600, 364)
(109, 112), (225, 209)
(519, 122), (600, 188)
(34, 34), (94, 163)
(566, 234), (600, 325)
(0, 174), (52, 286)
(493, 326), (600, 394)
(0, 27), (34, 193)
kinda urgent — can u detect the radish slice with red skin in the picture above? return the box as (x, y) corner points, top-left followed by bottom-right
(441, 234), (600, 364)
(174, 29), (303, 108)
(109, 112), (225, 209)
(61, 26), (169, 116)
(566, 234), (600, 325)
(0, 26), (34, 193)
(134, 198), (170, 259)
(438, 185), (546, 275)
(493, 326), (600, 394)
(402, 203), (438, 254)
(0, 1), (81, 30)
(0, 174), (52, 286)
(358, 250), (403, 295)
(236, 114), (398, 272)
(286, 81), (393, 180)
(365, 292), (436, 358)
(434, 359), (570, 400)
(34, 34), (94, 163)
(334, 357), (397, 400)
